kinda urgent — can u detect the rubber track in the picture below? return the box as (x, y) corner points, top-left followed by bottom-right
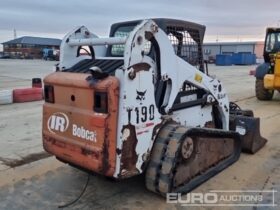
(146, 123), (186, 195)
(145, 123), (241, 197)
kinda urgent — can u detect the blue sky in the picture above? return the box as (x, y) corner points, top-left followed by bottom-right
(0, 0), (280, 48)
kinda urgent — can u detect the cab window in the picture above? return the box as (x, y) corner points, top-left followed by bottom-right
(111, 25), (151, 56)
(265, 32), (280, 53)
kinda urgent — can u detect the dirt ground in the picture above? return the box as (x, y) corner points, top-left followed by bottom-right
(0, 59), (279, 210)
(0, 59), (54, 170)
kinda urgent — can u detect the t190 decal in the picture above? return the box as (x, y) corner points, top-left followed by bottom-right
(128, 104), (155, 124)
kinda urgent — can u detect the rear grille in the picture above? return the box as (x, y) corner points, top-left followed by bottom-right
(63, 59), (124, 74)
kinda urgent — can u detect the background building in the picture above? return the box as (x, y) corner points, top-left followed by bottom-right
(203, 41), (264, 62)
(1, 36), (265, 62)
(2, 36), (61, 59)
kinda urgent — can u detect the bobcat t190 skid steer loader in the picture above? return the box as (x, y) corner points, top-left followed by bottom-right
(42, 18), (267, 196)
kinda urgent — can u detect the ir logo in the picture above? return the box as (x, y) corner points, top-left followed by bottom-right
(47, 112), (69, 134)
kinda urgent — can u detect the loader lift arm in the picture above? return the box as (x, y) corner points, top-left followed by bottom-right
(123, 20), (230, 130)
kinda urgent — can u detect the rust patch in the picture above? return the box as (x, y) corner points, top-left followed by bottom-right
(99, 83), (119, 175)
(119, 124), (139, 178)
(81, 148), (99, 159)
(101, 120), (110, 174)
(131, 63), (151, 72)
(204, 120), (215, 128)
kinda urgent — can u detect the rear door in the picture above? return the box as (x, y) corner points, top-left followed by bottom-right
(42, 72), (119, 176)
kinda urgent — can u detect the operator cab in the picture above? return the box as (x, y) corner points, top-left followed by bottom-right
(62, 19), (206, 75)
(108, 18), (206, 73)
(264, 28), (280, 63)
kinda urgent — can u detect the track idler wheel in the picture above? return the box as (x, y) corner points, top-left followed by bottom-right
(181, 137), (194, 160)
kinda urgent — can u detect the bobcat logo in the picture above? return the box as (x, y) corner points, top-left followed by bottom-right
(213, 85), (218, 92)
(136, 90), (146, 104)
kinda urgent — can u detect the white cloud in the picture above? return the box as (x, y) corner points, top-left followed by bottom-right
(0, 0), (280, 46)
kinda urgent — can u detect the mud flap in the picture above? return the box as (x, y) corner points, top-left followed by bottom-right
(230, 115), (267, 154)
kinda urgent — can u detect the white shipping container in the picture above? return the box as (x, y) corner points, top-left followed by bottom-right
(0, 90), (13, 105)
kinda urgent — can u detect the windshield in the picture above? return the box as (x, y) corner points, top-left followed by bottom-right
(111, 25), (151, 56)
(111, 25), (134, 56)
(265, 32), (280, 53)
